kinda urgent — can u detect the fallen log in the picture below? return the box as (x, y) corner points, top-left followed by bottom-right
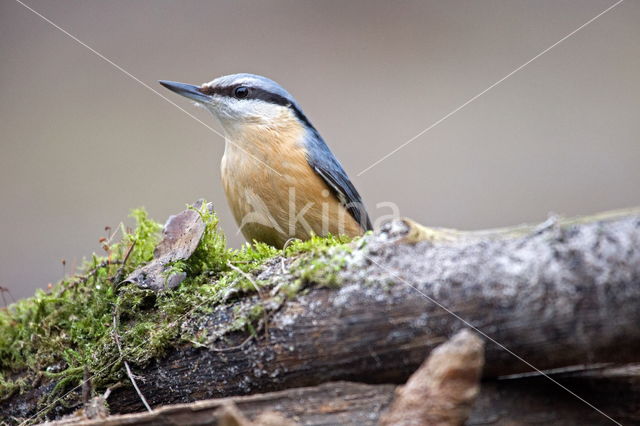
(4, 209), (640, 422)
(106, 211), (640, 415)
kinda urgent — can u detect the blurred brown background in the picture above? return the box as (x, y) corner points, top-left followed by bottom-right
(1, 0), (638, 300)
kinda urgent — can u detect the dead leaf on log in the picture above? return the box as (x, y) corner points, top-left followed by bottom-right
(124, 200), (212, 291)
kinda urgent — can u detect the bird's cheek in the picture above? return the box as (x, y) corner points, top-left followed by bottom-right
(207, 102), (236, 124)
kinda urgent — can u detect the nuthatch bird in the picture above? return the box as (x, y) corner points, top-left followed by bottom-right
(159, 74), (371, 248)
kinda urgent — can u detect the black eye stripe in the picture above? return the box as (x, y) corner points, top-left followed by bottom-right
(199, 84), (315, 129)
(200, 84), (288, 105)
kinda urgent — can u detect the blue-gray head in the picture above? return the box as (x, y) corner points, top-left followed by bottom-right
(159, 73), (314, 134)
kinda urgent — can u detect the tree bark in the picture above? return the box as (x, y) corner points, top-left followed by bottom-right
(111, 212), (640, 414)
(4, 210), (640, 422)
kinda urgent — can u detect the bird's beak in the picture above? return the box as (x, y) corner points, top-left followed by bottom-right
(159, 80), (211, 103)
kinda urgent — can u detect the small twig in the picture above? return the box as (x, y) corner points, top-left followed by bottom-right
(102, 388), (112, 401)
(113, 240), (136, 285)
(104, 224), (121, 247)
(227, 262), (261, 294)
(282, 237), (298, 251)
(112, 309), (152, 412)
(102, 382), (124, 400)
(65, 260), (124, 289)
(82, 366), (91, 404)
(63, 239), (133, 289)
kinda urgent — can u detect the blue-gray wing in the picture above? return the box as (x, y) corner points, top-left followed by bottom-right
(306, 136), (372, 231)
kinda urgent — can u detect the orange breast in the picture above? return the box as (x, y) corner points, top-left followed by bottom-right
(220, 113), (363, 248)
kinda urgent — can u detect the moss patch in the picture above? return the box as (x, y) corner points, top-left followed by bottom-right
(278, 234), (355, 296)
(0, 203), (356, 421)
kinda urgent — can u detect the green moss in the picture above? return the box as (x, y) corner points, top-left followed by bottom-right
(284, 233), (352, 256)
(282, 234), (354, 296)
(124, 209), (163, 266)
(0, 209), (163, 404)
(227, 303), (266, 335)
(0, 373), (26, 400)
(0, 203), (359, 421)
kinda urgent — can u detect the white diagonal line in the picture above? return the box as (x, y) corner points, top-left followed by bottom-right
(358, 0), (624, 176)
(13, 0), (282, 177)
(364, 254), (620, 425)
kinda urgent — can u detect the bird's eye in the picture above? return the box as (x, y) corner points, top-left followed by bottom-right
(234, 86), (249, 99)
